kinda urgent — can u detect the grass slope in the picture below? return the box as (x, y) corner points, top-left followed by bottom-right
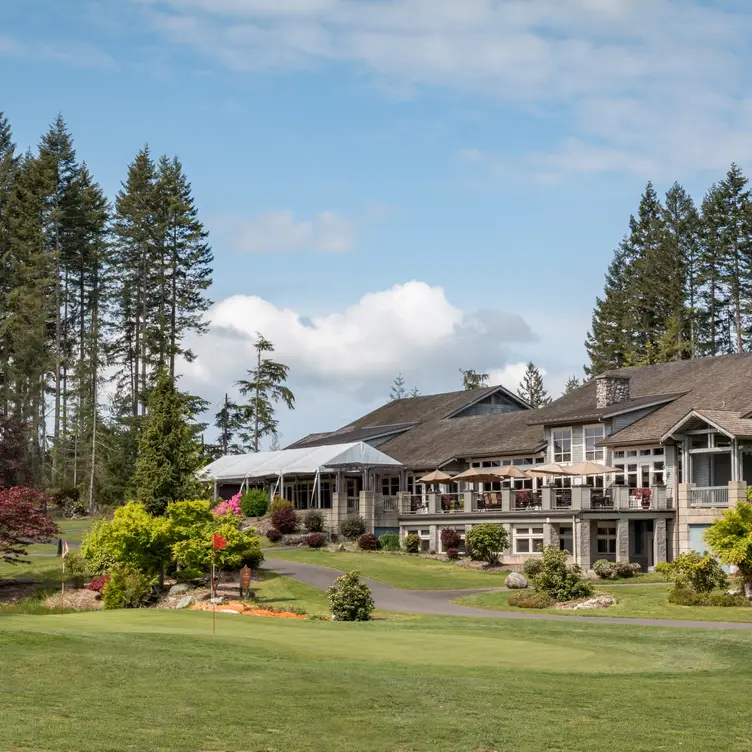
(3, 610), (752, 751)
(269, 549), (510, 590)
(456, 584), (752, 623)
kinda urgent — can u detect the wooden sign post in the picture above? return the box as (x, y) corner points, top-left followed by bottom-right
(240, 565), (252, 599)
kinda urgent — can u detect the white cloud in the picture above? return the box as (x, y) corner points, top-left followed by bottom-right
(134, 0), (752, 177)
(488, 362), (533, 394)
(0, 35), (115, 68)
(213, 210), (356, 253)
(179, 280), (536, 437)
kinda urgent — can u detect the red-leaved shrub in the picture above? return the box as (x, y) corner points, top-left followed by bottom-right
(0, 487), (58, 564)
(266, 528), (283, 543)
(440, 528), (461, 550)
(307, 533), (326, 548)
(446, 547), (459, 560)
(358, 533), (380, 551)
(86, 574), (111, 593)
(271, 507), (299, 534)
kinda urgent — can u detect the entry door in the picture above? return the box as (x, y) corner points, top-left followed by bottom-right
(346, 477), (363, 498)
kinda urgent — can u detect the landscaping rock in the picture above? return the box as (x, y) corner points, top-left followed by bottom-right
(726, 588), (743, 596)
(505, 572), (528, 589)
(337, 544), (347, 552)
(168, 584), (191, 597)
(209, 597), (226, 605)
(556, 594), (616, 610)
(176, 595), (197, 609)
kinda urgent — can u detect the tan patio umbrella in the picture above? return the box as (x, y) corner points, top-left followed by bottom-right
(565, 461), (620, 475)
(417, 470), (455, 483)
(491, 466), (528, 479)
(452, 467), (504, 483)
(525, 462), (577, 476)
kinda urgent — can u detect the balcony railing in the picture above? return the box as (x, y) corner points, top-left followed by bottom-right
(376, 496), (398, 514)
(439, 493), (464, 513)
(584, 486), (673, 511)
(513, 490), (542, 511)
(346, 497), (360, 515)
(689, 486), (729, 508)
(554, 488), (572, 509)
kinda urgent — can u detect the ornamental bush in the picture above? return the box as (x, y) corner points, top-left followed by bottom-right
(668, 584), (749, 607)
(446, 547), (459, 560)
(379, 532), (400, 551)
(86, 574), (110, 593)
(307, 533), (326, 548)
(465, 523), (509, 567)
(214, 493), (242, 517)
(522, 557), (544, 579)
(269, 497), (294, 514)
(270, 507), (299, 534)
(240, 488), (269, 518)
(303, 510), (325, 533)
(705, 500), (752, 599)
(508, 591), (554, 609)
(532, 546), (594, 602)
(102, 569), (155, 609)
(339, 515), (366, 541)
(62, 552), (90, 588)
(327, 570), (374, 621)
(266, 528), (283, 543)
(661, 551), (728, 593)
(358, 533), (380, 551)
(404, 534), (420, 554)
(440, 528), (461, 550)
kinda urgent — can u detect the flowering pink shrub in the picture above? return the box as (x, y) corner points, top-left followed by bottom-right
(214, 492), (242, 517)
(86, 574), (111, 593)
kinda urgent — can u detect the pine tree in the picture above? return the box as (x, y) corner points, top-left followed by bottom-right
(214, 393), (243, 455)
(133, 369), (201, 515)
(460, 369), (489, 390)
(409, 386), (421, 398)
(517, 362), (551, 408)
(585, 239), (634, 375)
(236, 335), (295, 452)
(390, 374), (408, 400)
(563, 376), (581, 395)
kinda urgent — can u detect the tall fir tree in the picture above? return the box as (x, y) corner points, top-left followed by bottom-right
(390, 373), (408, 400)
(563, 376), (581, 395)
(517, 362), (551, 408)
(133, 369), (201, 515)
(236, 335), (295, 452)
(460, 369), (489, 390)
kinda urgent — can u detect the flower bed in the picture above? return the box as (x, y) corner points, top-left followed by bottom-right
(190, 600), (306, 619)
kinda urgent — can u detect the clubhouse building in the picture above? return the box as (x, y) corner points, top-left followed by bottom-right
(201, 354), (752, 570)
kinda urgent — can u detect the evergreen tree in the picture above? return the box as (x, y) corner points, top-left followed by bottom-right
(517, 362), (551, 408)
(214, 393), (244, 455)
(563, 376), (581, 395)
(133, 369), (201, 515)
(236, 335), (295, 452)
(460, 369), (489, 390)
(409, 386), (421, 398)
(390, 373), (408, 400)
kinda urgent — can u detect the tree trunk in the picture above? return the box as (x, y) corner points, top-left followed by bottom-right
(744, 580), (752, 601)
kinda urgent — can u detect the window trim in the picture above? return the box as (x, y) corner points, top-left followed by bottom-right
(553, 428), (573, 464)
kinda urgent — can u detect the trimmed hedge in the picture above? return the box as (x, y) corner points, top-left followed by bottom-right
(307, 533), (326, 549)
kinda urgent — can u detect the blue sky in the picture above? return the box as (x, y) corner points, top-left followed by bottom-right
(3, 0), (752, 445)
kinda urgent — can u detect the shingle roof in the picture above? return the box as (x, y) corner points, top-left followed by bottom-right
(286, 422), (416, 450)
(599, 354), (752, 445)
(375, 410), (546, 468)
(666, 409), (752, 439)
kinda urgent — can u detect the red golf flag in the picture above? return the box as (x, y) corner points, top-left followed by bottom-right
(213, 533), (228, 550)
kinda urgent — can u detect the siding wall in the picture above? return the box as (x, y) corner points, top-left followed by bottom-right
(612, 406), (661, 433)
(693, 454), (710, 487)
(459, 392), (525, 417)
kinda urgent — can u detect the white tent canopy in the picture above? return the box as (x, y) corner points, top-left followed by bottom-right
(199, 441), (403, 482)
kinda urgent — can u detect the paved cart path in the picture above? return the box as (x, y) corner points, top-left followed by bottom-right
(263, 557), (752, 630)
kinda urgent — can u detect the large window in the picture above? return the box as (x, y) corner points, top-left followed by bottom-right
(406, 528), (431, 553)
(553, 429), (572, 463)
(381, 476), (400, 496)
(559, 526), (573, 554)
(584, 425), (605, 461)
(514, 526), (544, 554)
(597, 525), (617, 555)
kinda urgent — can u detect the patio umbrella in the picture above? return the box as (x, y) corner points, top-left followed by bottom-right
(566, 460), (620, 475)
(417, 470), (455, 483)
(525, 462), (577, 476)
(491, 466), (528, 479)
(453, 467), (503, 483)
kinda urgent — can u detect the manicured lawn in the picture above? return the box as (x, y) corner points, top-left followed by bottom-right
(269, 549), (510, 589)
(251, 570), (331, 616)
(3, 609), (752, 751)
(456, 584), (752, 623)
(23, 517), (94, 554)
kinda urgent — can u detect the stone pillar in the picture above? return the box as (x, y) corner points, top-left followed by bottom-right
(427, 493), (439, 514)
(576, 519), (591, 570)
(653, 517), (667, 565)
(728, 480), (747, 508)
(463, 490), (475, 513)
(570, 487), (583, 510)
(540, 487), (553, 510)
(616, 518), (630, 563)
(330, 492), (348, 533)
(429, 525), (439, 553)
(501, 489), (512, 511)
(360, 491), (375, 533)
(544, 523), (560, 550)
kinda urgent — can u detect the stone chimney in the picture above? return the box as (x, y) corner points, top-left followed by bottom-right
(595, 375), (630, 408)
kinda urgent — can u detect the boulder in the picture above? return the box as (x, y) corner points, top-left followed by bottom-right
(726, 588), (743, 597)
(505, 572), (528, 589)
(169, 584), (191, 597)
(337, 543), (347, 552)
(176, 595), (196, 610)
(209, 597), (226, 605)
